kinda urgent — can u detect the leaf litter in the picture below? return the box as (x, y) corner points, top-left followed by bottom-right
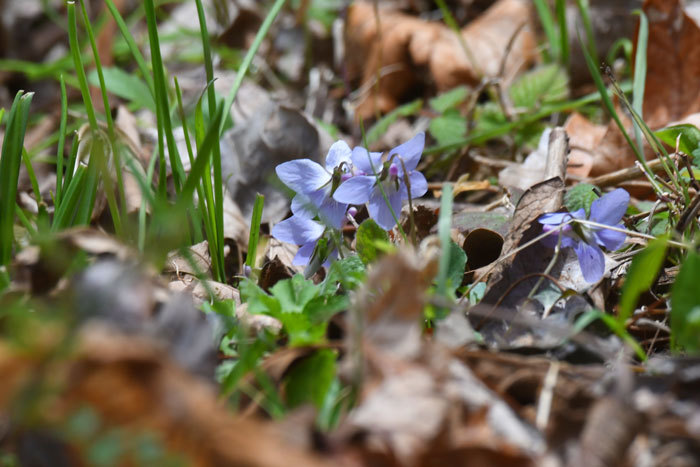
(1, 0), (700, 465)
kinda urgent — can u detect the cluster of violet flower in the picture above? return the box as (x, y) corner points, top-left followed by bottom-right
(271, 133), (428, 266)
(538, 188), (629, 283)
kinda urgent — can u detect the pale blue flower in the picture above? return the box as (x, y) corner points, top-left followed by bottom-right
(276, 140), (353, 229)
(270, 215), (329, 266)
(332, 133), (428, 230)
(539, 188), (629, 282)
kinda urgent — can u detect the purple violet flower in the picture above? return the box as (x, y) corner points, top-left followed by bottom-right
(276, 140), (353, 229)
(538, 188), (630, 283)
(270, 215), (330, 266)
(332, 133), (428, 230)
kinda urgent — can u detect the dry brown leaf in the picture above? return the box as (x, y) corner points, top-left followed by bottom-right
(564, 112), (606, 178)
(643, 0), (700, 128)
(346, 0), (537, 120)
(563, 0), (700, 178)
(0, 325), (329, 467)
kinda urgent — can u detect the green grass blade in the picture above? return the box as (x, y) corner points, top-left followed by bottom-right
(533, 0), (559, 62)
(55, 75), (68, 206)
(245, 194), (265, 269)
(178, 104), (225, 211)
(21, 149), (41, 205)
(62, 134), (80, 193)
(174, 77), (207, 246)
(436, 183), (454, 301)
(555, 0), (569, 65)
(221, 0), (287, 136)
(79, 1), (125, 236)
(103, 0), (155, 95)
(195, 0), (226, 281)
(78, 0), (114, 136)
(579, 33), (654, 177)
(67, 1), (98, 132)
(0, 91), (33, 265)
(618, 234), (668, 326)
(52, 164), (87, 231)
(144, 0), (186, 194)
(575, 0), (598, 63)
(573, 310), (647, 361)
(632, 10), (648, 156)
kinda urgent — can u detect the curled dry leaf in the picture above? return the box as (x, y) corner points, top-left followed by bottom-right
(0, 325), (328, 467)
(349, 246), (438, 366)
(346, 0), (537, 119)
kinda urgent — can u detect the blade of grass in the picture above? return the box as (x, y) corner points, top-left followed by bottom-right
(103, 0), (155, 95)
(55, 75), (68, 206)
(574, 0), (598, 63)
(194, 87), (223, 279)
(220, 0), (287, 136)
(174, 77), (207, 246)
(555, 0), (569, 65)
(79, 0), (126, 236)
(52, 164), (87, 231)
(245, 193), (265, 269)
(579, 33), (659, 189)
(533, 0), (559, 62)
(67, 1), (98, 132)
(436, 183), (454, 301)
(0, 91), (33, 266)
(632, 10), (648, 157)
(62, 134), (80, 193)
(195, 0), (226, 282)
(573, 310), (647, 361)
(144, 0), (186, 195)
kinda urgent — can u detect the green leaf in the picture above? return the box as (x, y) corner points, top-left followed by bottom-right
(509, 64), (568, 109)
(270, 274), (319, 314)
(671, 252), (700, 352)
(565, 183), (599, 216)
(284, 349), (337, 409)
(321, 256), (366, 295)
(654, 124), (700, 155)
(240, 278), (281, 316)
(429, 86), (469, 113)
(275, 312), (327, 347)
(467, 282), (487, 306)
(429, 110), (467, 147)
(88, 67), (155, 112)
(356, 219), (390, 265)
(445, 240), (467, 293)
(365, 99), (422, 145)
(618, 235), (668, 325)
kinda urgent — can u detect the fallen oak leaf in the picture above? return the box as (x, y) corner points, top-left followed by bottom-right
(346, 0), (537, 120)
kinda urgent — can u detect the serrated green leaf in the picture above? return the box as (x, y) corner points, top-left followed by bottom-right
(509, 64), (568, 110)
(654, 124), (700, 155)
(429, 110), (467, 147)
(356, 219), (389, 265)
(565, 183), (599, 216)
(88, 67), (155, 112)
(671, 252), (700, 353)
(618, 235), (668, 325)
(429, 86), (469, 113)
(284, 349), (337, 408)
